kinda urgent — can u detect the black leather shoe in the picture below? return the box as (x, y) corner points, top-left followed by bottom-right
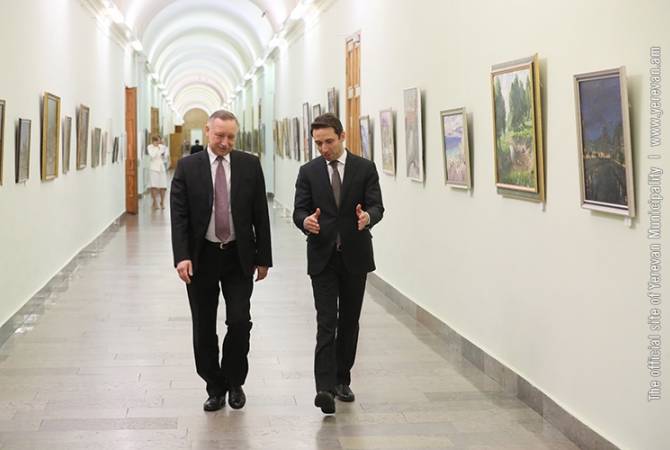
(228, 385), (246, 409)
(334, 384), (355, 402)
(314, 391), (335, 414)
(203, 395), (225, 412)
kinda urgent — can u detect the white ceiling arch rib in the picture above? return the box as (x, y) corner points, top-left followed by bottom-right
(168, 76), (227, 105)
(162, 61), (236, 104)
(154, 40), (246, 82)
(113, 0), (301, 118)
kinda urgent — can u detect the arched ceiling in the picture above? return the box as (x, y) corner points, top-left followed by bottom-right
(110, 0), (303, 118)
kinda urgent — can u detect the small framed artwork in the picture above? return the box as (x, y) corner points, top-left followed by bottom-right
(76, 104), (89, 170)
(379, 109), (395, 175)
(16, 118), (31, 183)
(312, 104), (322, 119)
(403, 87), (424, 182)
(41, 92), (61, 181)
(574, 67), (635, 217)
(0, 100), (5, 185)
(327, 88), (339, 118)
(359, 115), (373, 160)
(101, 131), (108, 165)
(440, 107), (472, 189)
(112, 136), (119, 163)
(272, 120), (280, 158)
(62, 116), (72, 174)
(293, 117), (301, 161)
(491, 54), (544, 201)
(283, 118), (290, 159)
(91, 127), (101, 168)
(302, 102), (312, 161)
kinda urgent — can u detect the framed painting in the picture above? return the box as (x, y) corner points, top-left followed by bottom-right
(574, 67), (635, 217)
(313, 104), (322, 119)
(440, 107), (472, 189)
(403, 87), (424, 182)
(0, 100), (5, 185)
(283, 118), (290, 159)
(16, 118), (31, 183)
(91, 127), (101, 168)
(272, 120), (280, 158)
(76, 104), (89, 170)
(302, 102), (312, 161)
(112, 136), (119, 163)
(327, 88), (339, 118)
(62, 116), (72, 174)
(41, 92), (61, 180)
(293, 117), (301, 161)
(379, 109), (395, 175)
(491, 54), (544, 201)
(101, 131), (108, 165)
(359, 115), (373, 160)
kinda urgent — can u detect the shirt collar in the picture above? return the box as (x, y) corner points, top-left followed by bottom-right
(326, 149), (347, 167)
(207, 147), (231, 165)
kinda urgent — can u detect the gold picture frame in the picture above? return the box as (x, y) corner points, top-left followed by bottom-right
(0, 99), (5, 185)
(76, 104), (90, 170)
(491, 54), (545, 202)
(41, 92), (61, 181)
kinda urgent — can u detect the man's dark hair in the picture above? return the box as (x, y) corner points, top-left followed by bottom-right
(311, 113), (343, 137)
(195, 140), (200, 144)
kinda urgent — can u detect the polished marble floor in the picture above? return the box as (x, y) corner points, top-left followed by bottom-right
(0, 197), (580, 450)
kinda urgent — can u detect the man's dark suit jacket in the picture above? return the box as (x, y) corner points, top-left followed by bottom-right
(293, 151), (384, 276)
(171, 149), (272, 276)
(190, 144), (204, 154)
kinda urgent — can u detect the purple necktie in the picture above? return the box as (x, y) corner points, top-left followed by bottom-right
(215, 156), (231, 242)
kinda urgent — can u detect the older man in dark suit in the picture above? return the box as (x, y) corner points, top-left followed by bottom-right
(293, 113), (384, 414)
(171, 110), (272, 412)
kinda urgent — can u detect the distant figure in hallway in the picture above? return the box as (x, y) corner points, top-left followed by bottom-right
(190, 139), (204, 154)
(147, 135), (168, 209)
(293, 113), (384, 414)
(170, 110), (272, 412)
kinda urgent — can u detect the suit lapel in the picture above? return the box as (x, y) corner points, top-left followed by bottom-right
(198, 150), (214, 209)
(340, 150), (359, 206)
(229, 150), (240, 211)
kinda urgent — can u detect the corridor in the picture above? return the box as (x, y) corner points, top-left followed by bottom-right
(0, 198), (579, 450)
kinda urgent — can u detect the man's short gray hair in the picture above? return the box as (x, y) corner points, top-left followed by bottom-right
(208, 110), (239, 125)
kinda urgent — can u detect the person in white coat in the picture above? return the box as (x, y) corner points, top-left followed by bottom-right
(147, 135), (168, 209)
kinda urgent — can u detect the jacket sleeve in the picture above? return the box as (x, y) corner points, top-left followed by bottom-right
(364, 162), (384, 228)
(170, 159), (190, 266)
(252, 158), (273, 267)
(292, 165), (312, 235)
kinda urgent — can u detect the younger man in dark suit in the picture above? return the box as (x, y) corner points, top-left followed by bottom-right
(171, 110), (272, 412)
(293, 113), (384, 414)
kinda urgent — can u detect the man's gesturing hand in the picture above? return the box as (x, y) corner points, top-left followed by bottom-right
(303, 208), (321, 234)
(356, 204), (370, 231)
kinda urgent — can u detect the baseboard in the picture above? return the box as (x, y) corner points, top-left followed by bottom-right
(367, 272), (620, 450)
(0, 213), (128, 349)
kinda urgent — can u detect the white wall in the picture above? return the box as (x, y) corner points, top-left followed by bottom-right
(0, 1), (127, 326)
(272, 0), (669, 448)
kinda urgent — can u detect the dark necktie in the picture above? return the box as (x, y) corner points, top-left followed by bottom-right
(330, 160), (341, 208)
(330, 160), (342, 250)
(215, 156), (231, 242)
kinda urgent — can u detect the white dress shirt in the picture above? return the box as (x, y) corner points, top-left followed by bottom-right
(205, 147), (236, 243)
(326, 150), (347, 180)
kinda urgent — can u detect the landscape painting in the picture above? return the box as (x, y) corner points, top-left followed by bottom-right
(440, 107), (471, 188)
(491, 54), (544, 201)
(574, 67), (634, 217)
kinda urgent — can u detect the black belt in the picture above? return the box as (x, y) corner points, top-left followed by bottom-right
(205, 240), (236, 250)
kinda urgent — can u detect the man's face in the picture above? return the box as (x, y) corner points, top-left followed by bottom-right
(313, 127), (345, 161)
(206, 118), (237, 156)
